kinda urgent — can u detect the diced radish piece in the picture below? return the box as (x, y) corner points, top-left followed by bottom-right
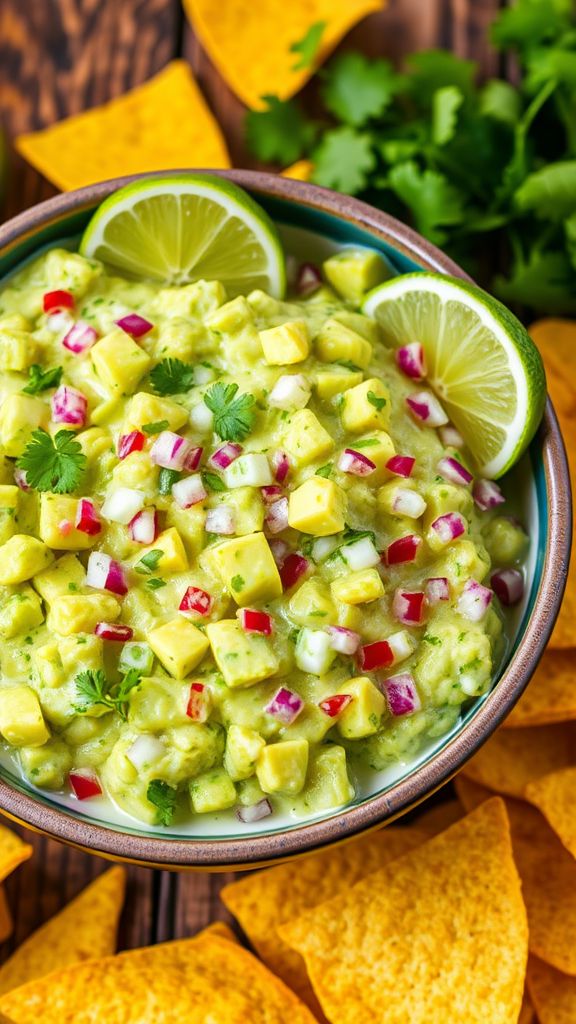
(296, 262), (322, 296)
(269, 374), (311, 411)
(59, 519), (73, 536)
(261, 485), (283, 504)
(338, 448), (376, 476)
(312, 536), (339, 562)
(172, 474), (206, 509)
(14, 468), (31, 491)
(396, 342), (426, 379)
(186, 681), (211, 722)
(393, 488), (427, 518)
(392, 589), (426, 625)
(179, 586), (213, 618)
(280, 553), (309, 589)
(205, 506), (236, 535)
(208, 442), (243, 470)
(128, 508), (158, 544)
(491, 568), (524, 606)
(69, 769), (102, 800)
(431, 511), (466, 544)
(95, 622), (134, 642)
(238, 608), (273, 635)
(387, 629), (417, 663)
(439, 424), (464, 448)
(101, 487), (145, 525)
(437, 456), (473, 486)
(473, 479), (506, 511)
(225, 453), (272, 488)
(51, 385), (87, 426)
(265, 687), (304, 724)
(119, 642), (154, 674)
(189, 402), (214, 433)
(126, 734), (166, 770)
(296, 629), (336, 674)
(271, 449), (290, 483)
(456, 579), (493, 622)
(406, 391), (448, 427)
(43, 289), (74, 314)
(269, 538), (289, 566)
(386, 534), (421, 565)
(358, 640), (394, 672)
(117, 430), (145, 459)
(326, 625), (361, 655)
(62, 320), (98, 354)
(183, 446), (203, 472)
(341, 537), (380, 570)
(425, 577), (450, 604)
(319, 694), (353, 717)
(382, 672), (421, 716)
(386, 455), (415, 478)
(115, 313), (153, 338)
(237, 798), (273, 823)
(75, 498), (102, 536)
(265, 497), (289, 534)
(150, 431), (192, 471)
(86, 551), (128, 596)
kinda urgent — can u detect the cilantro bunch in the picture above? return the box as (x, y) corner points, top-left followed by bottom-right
(246, 0), (576, 315)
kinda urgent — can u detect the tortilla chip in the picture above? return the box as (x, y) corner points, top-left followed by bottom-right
(460, 722), (576, 798)
(280, 799), (527, 1024)
(0, 934), (317, 1024)
(0, 826), (32, 882)
(454, 775), (493, 813)
(198, 921), (238, 944)
(16, 61), (230, 192)
(503, 650), (576, 727)
(525, 765), (576, 859)
(222, 826), (426, 1012)
(413, 799), (463, 835)
(0, 867), (125, 995)
(518, 990), (536, 1024)
(0, 889), (12, 944)
(282, 161), (313, 181)
(527, 955), (576, 1024)
(183, 1), (382, 108)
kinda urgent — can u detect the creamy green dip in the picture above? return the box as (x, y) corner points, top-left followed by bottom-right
(0, 245), (528, 827)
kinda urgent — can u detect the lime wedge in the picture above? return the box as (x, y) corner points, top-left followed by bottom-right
(80, 174), (286, 298)
(363, 273), (546, 478)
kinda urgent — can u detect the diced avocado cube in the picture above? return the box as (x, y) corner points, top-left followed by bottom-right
(296, 745), (354, 812)
(206, 294), (253, 334)
(224, 724), (266, 781)
(209, 486), (264, 536)
(76, 427), (112, 463)
(111, 451), (159, 495)
(0, 535), (53, 585)
(0, 327), (37, 371)
(256, 739), (309, 795)
(33, 641), (64, 688)
(0, 585), (44, 638)
(296, 628), (337, 675)
(165, 507), (206, 561)
(123, 392), (188, 433)
(282, 409), (334, 467)
(33, 553), (86, 604)
(341, 378), (391, 433)
(190, 768), (237, 814)
(206, 619), (279, 688)
(237, 775), (267, 807)
(0, 685), (50, 747)
(323, 249), (391, 302)
(331, 568), (385, 605)
(212, 533), (282, 606)
(282, 705), (335, 744)
(335, 601), (363, 630)
(289, 578), (336, 626)
(91, 328), (152, 394)
(0, 395), (50, 457)
(288, 477), (347, 537)
(314, 368), (364, 400)
(0, 485), (19, 544)
(315, 318), (373, 368)
(482, 516), (529, 566)
(336, 676), (385, 738)
(425, 482), (473, 521)
(45, 249), (101, 296)
(353, 431), (396, 485)
(148, 618), (210, 679)
(39, 494), (98, 551)
(19, 739), (72, 789)
(47, 594), (121, 636)
(259, 320), (310, 365)
(435, 538), (491, 587)
(129, 677), (189, 731)
(332, 310), (381, 346)
(155, 279), (226, 318)
(0, 313), (30, 332)
(136, 527), (188, 575)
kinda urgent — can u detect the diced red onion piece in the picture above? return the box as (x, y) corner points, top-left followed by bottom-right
(338, 448), (376, 477)
(265, 497), (289, 535)
(456, 579), (493, 622)
(179, 586), (213, 618)
(208, 442), (242, 470)
(318, 694), (352, 717)
(358, 640), (394, 672)
(237, 798), (273, 823)
(279, 553), (309, 589)
(406, 391), (448, 427)
(238, 608), (273, 635)
(205, 506), (235, 535)
(183, 446), (203, 472)
(186, 681), (211, 722)
(150, 431), (192, 471)
(69, 769), (102, 800)
(431, 512), (466, 544)
(101, 487), (145, 525)
(393, 488), (427, 518)
(86, 551), (128, 596)
(261, 485), (283, 504)
(437, 456), (473, 486)
(62, 321), (98, 354)
(382, 672), (421, 716)
(75, 498), (102, 536)
(269, 538), (289, 566)
(43, 289), (74, 314)
(126, 734), (165, 770)
(491, 568), (524, 607)
(473, 479), (506, 511)
(392, 589), (426, 625)
(172, 474), (206, 509)
(326, 625), (361, 655)
(386, 534), (421, 565)
(296, 262), (322, 296)
(51, 385), (87, 426)
(94, 622), (134, 641)
(265, 686), (304, 724)
(396, 342), (426, 379)
(425, 577), (450, 604)
(128, 508), (158, 545)
(271, 449), (290, 483)
(269, 374), (311, 411)
(439, 424), (464, 448)
(386, 455), (415, 478)
(115, 313), (153, 338)
(117, 431), (145, 459)
(14, 468), (31, 491)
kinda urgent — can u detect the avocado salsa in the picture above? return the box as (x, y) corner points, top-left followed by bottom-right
(0, 244), (529, 828)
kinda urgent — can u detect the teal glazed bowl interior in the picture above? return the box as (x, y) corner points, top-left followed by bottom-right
(0, 170), (570, 870)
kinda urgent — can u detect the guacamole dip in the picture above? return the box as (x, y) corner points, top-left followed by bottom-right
(0, 244), (528, 827)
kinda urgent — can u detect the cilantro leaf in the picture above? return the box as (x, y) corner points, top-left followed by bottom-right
(352, 438), (379, 448)
(322, 54), (401, 127)
(135, 549), (163, 574)
(22, 364), (63, 395)
(479, 80), (521, 125)
(387, 161), (466, 244)
(290, 20), (325, 71)
(312, 128), (376, 194)
(147, 780), (177, 827)
(231, 574), (245, 592)
(405, 50), (476, 99)
(367, 391), (387, 411)
(315, 463), (333, 478)
(147, 577), (167, 590)
(515, 161), (576, 219)
(491, 0), (572, 51)
(74, 668), (141, 721)
(204, 382), (255, 442)
(17, 429), (86, 494)
(432, 86), (464, 146)
(202, 471), (227, 492)
(158, 468), (180, 495)
(150, 358), (195, 395)
(494, 249), (576, 314)
(142, 419), (169, 435)
(246, 96), (316, 164)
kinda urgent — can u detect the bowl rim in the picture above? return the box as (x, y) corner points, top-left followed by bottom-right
(0, 169), (570, 869)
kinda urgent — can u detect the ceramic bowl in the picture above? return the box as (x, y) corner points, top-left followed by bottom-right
(0, 171), (570, 869)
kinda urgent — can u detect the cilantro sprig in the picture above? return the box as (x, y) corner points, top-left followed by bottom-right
(203, 382), (255, 442)
(74, 668), (141, 721)
(147, 780), (177, 827)
(150, 358), (195, 396)
(17, 429), (86, 494)
(23, 364), (63, 395)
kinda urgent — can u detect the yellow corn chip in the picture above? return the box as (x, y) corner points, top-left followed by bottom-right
(503, 650), (576, 727)
(198, 921), (238, 944)
(282, 161), (314, 181)
(527, 955), (576, 1024)
(280, 799), (527, 1024)
(0, 889), (12, 944)
(414, 799), (463, 835)
(16, 61), (230, 193)
(0, 934), (317, 1024)
(454, 774), (493, 813)
(0, 867), (125, 995)
(525, 765), (576, 859)
(222, 826), (425, 1013)
(460, 722), (576, 798)
(183, 1), (383, 108)
(0, 825), (32, 881)
(518, 991), (536, 1024)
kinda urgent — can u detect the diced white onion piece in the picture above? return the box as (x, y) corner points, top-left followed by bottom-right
(172, 474), (207, 509)
(387, 629), (417, 663)
(119, 642), (154, 674)
(491, 568), (524, 606)
(311, 536), (339, 562)
(101, 487), (145, 525)
(406, 391), (449, 427)
(431, 511), (466, 544)
(237, 799), (273, 823)
(189, 402), (214, 433)
(224, 453), (273, 488)
(341, 537), (380, 570)
(195, 365), (214, 385)
(456, 579), (493, 622)
(269, 538), (289, 566)
(126, 734), (166, 770)
(208, 443), (242, 470)
(437, 456), (473, 486)
(393, 488), (427, 519)
(269, 374), (311, 410)
(439, 424), (464, 448)
(265, 497), (289, 534)
(265, 687), (304, 725)
(295, 629), (337, 675)
(473, 479), (505, 511)
(338, 449), (376, 476)
(128, 508), (158, 545)
(326, 625), (361, 655)
(383, 672), (421, 716)
(425, 577), (450, 604)
(85, 552), (127, 595)
(150, 431), (192, 471)
(205, 506), (236, 535)
(51, 385), (87, 426)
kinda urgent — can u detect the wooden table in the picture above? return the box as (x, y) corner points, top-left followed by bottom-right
(0, 0), (500, 957)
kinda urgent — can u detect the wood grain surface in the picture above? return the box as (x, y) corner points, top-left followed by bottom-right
(0, 0), (501, 960)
